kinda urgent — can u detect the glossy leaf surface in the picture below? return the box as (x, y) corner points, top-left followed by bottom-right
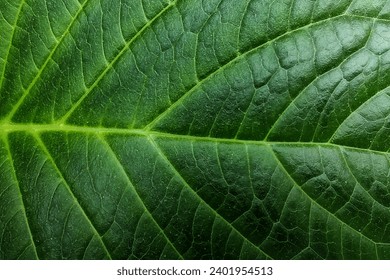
(1, 0), (390, 259)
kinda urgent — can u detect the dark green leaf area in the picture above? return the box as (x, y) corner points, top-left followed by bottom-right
(2, 0), (390, 259)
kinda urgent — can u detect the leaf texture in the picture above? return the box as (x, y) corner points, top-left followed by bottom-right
(1, 0), (390, 259)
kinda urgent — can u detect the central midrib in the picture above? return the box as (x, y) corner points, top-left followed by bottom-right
(0, 122), (147, 135)
(0, 122), (389, 156)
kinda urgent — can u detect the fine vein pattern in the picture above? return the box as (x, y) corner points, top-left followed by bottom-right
(1, 0), (390, 259)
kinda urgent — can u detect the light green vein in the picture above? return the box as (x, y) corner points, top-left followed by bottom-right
(268, 145), (382, 248)
(148, 135), (273, 259)
(33, 133), (113, 260)
(328, 85), (390, 143)
(57, 0), (178, 124)
(2, 122), (390, 157)
(144, 14), (380, 131)
(338, 147), (390, 211)
(264, 28), (372, 141)
(3, 0), (92, 122)
(1, 134), (39, 260)
(97, 134), (184, 260)
(0, 0), (26, 94)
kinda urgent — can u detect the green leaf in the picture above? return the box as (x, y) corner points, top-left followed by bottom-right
(1, 0), (390, 260)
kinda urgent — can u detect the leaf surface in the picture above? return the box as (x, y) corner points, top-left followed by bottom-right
(1, 0), (390, 259)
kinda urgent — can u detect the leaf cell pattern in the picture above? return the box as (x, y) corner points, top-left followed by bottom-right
(1, 0), (390, 259)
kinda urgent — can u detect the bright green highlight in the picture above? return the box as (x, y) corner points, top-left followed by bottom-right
(2, 0), (390, 260)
